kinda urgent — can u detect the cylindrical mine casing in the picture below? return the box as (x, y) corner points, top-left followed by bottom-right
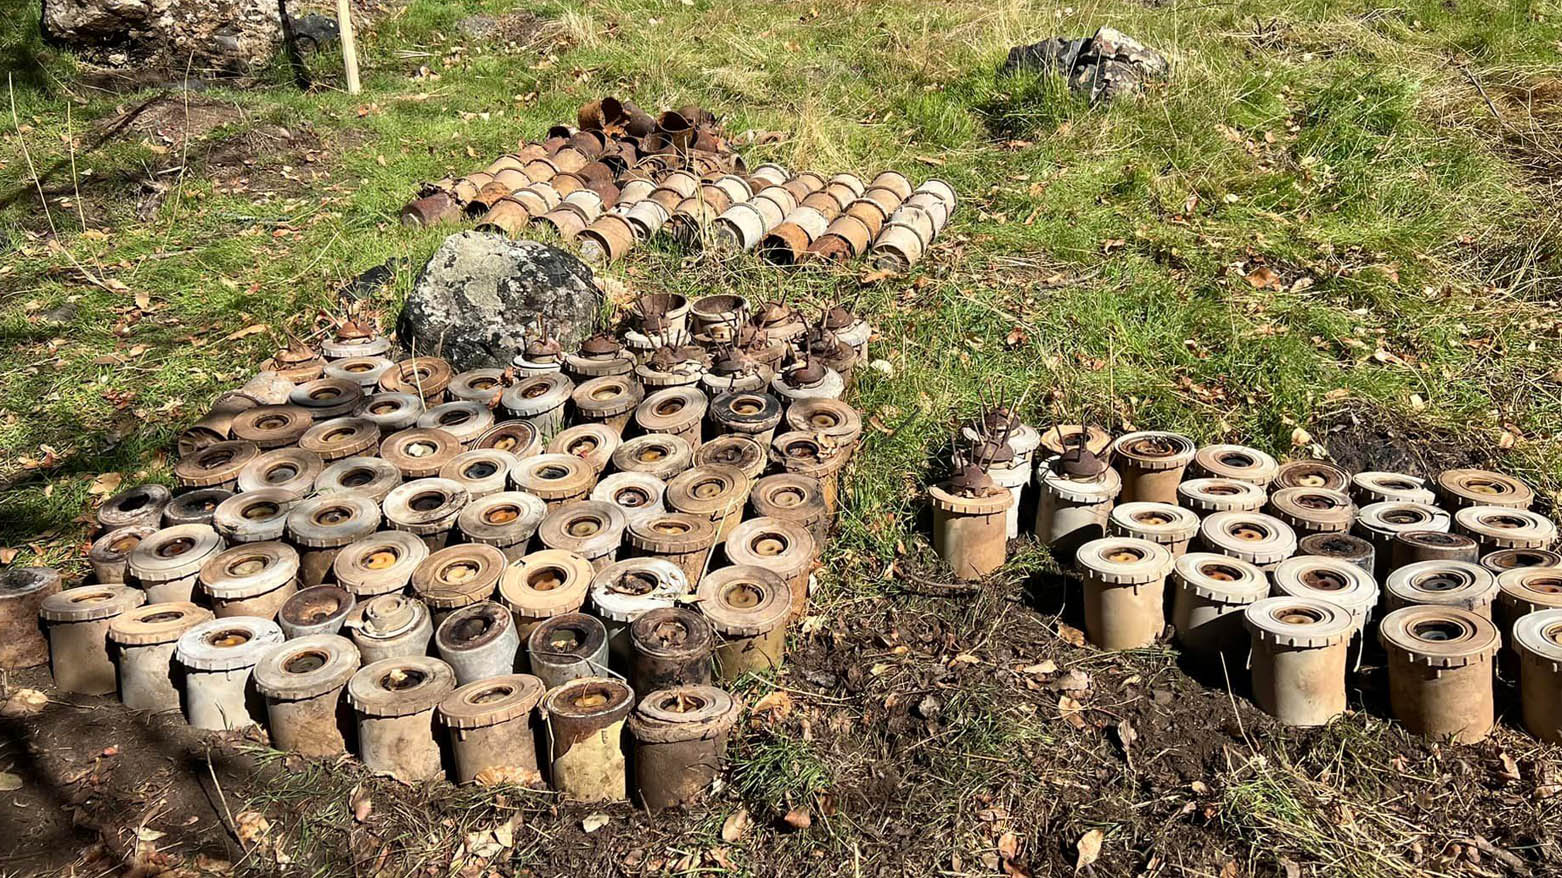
(175, 616), (285, 730)
(108, 601), (212, 712)
(537, 500), (629, 572)
(768, 433), (846, 515)
(347, 656), (458, 782)
(460, 491), (549, 562)
(1379, 605), (1498, 742)
(1271, 556), (1380, 629)
(1, 567), (63, 670)
(1199, 511), (1298, 573)
(1513, 608), (1562, 742)
(528, 612), (611, 689)
(1189, 444), (1279, 487)
(725, 517), (816, 617)
(331, 531), (429, 598)
(253, 634), (361, 757)
(1351, 471), (1437, 506)
(629, 607), (715, 696)
(198, 541), (300, 620)
(666, 464), (753, 542)
(278, 585), (356, 639)
(347, 593), (435, 663)
(1273, 459), (1351, 493)
(1076, 538), (1175, 650)
(542, 676), (634, 802)
(41, 585), (146, 692)
(629, 685), (741, 812)
(1243, 597), (1358, 726)
(1108, 502), (1200, 558)
(928, 484), (1011, 581)
(89, 525), (157, 585)
(1267, 487), (1356, 536)
(410, 543), (507, 623)
(697, 566), (791, 681)
(285, 491), (382, 586)
(1436, 468), (1534, 511)
(435, 601), (521, 685)
(1355, 501), (1452, 581)
(1171, 553), (1269, 662)
(1482, 548), (1562, 575)
(1296, 532), (1376, 578)
(98, 484), (173, 533)
(625, 511), (720, 586)
(1391, 530), (1479, 574)
(1384, 560), (1497, 618)
(438, 674), (547, 785)
(710, 391), (784, 447)
(635, 386), (708, 450)
(1034, 461), (1121, 564)
(383, 478), (471, 552)
(1110, 431), (1196, 505)
(1454, 505), (1558, 555)
(589, 559), (690, 666)
(127, 524), (224, 604)
(213, 489), (301, 545)
(1177, 478), (1268, 518)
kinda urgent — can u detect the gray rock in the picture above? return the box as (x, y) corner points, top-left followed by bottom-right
(1003, 27), (1169, 103)
(397, 232), (602, 372)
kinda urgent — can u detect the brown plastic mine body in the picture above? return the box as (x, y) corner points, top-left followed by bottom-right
(511, 453), (599, 509)
(1513, 609), (1562, 742)
(629, 607), (714, 696)
(277, 585), (356, 639)
(1110, 431), (1196, 505)
(1436, 468), (1534, 511)
(90, 525), (157, 584)
(698, 566), (791, 680)
(214, 489), (301, 545)
(347, 656), (458, 782)
(438, 674), (547, 785)
(1, 567), (62, 670)
(175, 616), (285, 730)
(1189, 444), (1279, 487)
(769, 432), (847, 514)
(161, 488), (234, 529)
(666, 464), (752, 541)
(625, 512), (720, 585)
(109, 601), (214, 712)
(929, 483), (1010, 581)
(1273, 459), (1350, 493)
(1243, 597), (1358, 726)
(1483, 549), (1562, 575)
(1108, 502), (1200, 558)
(542, 676), (634, 802)
(412, 543), (507, 623)
(629, 685), (741, 812)
(1075, 538), (1175, 650)
(41, 586), (147, 693)
(1379, 606), (1497, 742)
(253, 634), (361, 757)
(1267, 487), (1356, 536)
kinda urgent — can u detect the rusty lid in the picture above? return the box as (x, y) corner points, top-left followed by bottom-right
(579, 333), (622, 358)
(784, 357), (828, 387)
(525, 334), (564, 362)
(945, 461), (999, 496)
(1054, 447), (1108, 479)
(822, 305), (856, 330)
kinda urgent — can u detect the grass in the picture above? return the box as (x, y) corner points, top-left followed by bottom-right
(3, 0), (1562, 872)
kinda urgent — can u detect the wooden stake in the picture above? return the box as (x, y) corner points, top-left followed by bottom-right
(337, 0), (361, 94)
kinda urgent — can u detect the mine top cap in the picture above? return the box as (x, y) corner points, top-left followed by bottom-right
(1055, 446), (1108, 479)
(579, 333), (622, 357)
(822, 305), (856, 330)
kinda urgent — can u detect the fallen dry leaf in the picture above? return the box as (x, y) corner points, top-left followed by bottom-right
(234, 810), (271, 847)
(582, 813), (611, 833)
(0, 771), (21, 792)
(224, 323), (269, 342)
(1075, 828), (1104, 870)
(752, 690), (794, 720)
(781, 807), (812, 830)
(1245, 266), (1279, 290)
(349, 786), (372, 823)
(0, 688), (47, 717)
(721, 809), (751, 843)
(88, 472), (123, 497)
(1056, 623), (1086, 647)
(1057, 695), (1086, 729)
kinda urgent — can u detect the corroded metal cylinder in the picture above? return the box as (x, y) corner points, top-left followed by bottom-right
(1296, 532), (1376, 578)
(435, 601), (520, 685)
(253, 634), (361, 757)
(347, 656), (457, 782)
(542, 676), (634, 802)
(625, 511), (719, 586)
(277, 585), (356, 639)
(1379, 605), (1498, 743)
(629, 685), (741, 812)
(346, 593), (435, 663)
(527, 612), (611, 689)
(438, 673), (546, 785)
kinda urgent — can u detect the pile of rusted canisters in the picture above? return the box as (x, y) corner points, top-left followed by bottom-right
(2, 297), (870, 808)
(930, 412), (1562, 744)
(398, 96), (954, 270)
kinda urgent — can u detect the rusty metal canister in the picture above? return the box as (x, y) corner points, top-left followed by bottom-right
(1390, 530), (1479, 574)
(1, 567), (62, 670)
(435, 600), (520, 685)
(629, 685), (741, 811)
(1354, 501), (1452, 580)
(278, 585), (356, 639)
(438, 673), (546, 785)
(347, 656), (458, 782)
(542, 676), (634, 802)
(527, 612), (610, 689)
(629, 607), (714, 695)
(253, 634), (361, 757)
(41, 585), (146, 694)
(1436, 468), (1534, 511)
